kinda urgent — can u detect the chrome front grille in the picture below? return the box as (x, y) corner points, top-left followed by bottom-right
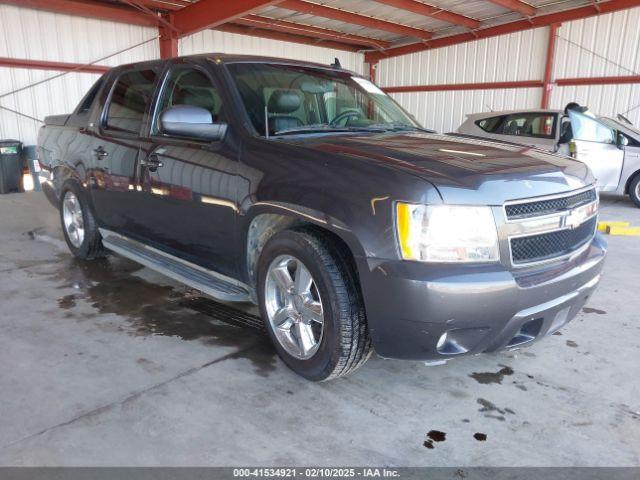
(505, 188), (597, 220)
(511, 216), (597, 264)
(504, 187), (598, 267)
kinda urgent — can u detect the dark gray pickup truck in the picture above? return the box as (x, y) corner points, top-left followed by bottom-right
(38, 54), (606, 380)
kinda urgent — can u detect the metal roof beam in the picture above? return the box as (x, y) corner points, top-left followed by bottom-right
(0, 56), (110, 73)
(171, 0), (284, 37)
(485, 0), (536, 17)
(216, 23), (362, 51)
(373, 0), (480, 29)
(366, 0), (640, 62)
(278, 0), (432, 40)
(236, 14), (391, 49)
(133, 0), (190, 11)
(0, 0), (159, 26)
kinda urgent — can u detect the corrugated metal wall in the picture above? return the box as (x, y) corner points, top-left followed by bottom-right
(376, 28), (548, 132)
(378, 6), (640, 132)
(550, 6), (640, 125)
(0, 5), (364, 146)
(179, 29), (365, 74)
(3, 3), (639, 144)
(0, 4), (159, 145)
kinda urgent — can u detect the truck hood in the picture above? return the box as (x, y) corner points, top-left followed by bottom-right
(281, 132), (593, 205)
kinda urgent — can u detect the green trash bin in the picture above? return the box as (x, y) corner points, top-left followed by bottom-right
(0, 140), (23, 194)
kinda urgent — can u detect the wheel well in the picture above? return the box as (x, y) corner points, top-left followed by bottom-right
(625, 169), (640, 194)
(246, 214), (361, 297)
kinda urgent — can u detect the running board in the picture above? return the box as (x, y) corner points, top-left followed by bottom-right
(100, 229), (251, 303)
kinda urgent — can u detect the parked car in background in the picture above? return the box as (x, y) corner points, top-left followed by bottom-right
(38, 54), (605, 381)
(457, 107), (640, 207)
(598, 115), (640, 207)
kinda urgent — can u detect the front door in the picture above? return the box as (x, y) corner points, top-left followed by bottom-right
(568, 110), (624, 190)
(132, 63), (240, 277)
(89, 66), (159, 234)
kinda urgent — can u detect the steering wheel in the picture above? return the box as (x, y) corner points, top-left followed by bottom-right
(330, 109), (362, 126)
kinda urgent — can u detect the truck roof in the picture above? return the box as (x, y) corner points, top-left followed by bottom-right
(116, 53), (359, 76)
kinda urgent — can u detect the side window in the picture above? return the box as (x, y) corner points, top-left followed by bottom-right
(477, 116), (505, 133)
(501, 113), (556, 139)
(568, 110), (615, 144)
(153, 67), (224, 135)
(104, 69), (157, 134)
(76, 77), (104, 114)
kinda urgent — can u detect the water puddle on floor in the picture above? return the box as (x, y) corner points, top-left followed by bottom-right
(38, 253), (277, 376)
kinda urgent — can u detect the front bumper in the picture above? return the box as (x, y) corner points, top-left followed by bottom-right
(358, 234), (607, 360)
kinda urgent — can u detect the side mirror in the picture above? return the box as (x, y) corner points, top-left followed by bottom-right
(159, 105), (227, 142)
(617, 133), (629, 149)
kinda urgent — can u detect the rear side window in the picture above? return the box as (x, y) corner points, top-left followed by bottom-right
(105, 69), (157, 134)
(501, 113), (556, 139)
(76, 77), (104, 114)
(477, 116), (505, 133)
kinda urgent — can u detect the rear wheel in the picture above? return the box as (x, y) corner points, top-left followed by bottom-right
(59, 182), (106, 260)
(257, 228), (372, 381)
(629, 175), (640, 208)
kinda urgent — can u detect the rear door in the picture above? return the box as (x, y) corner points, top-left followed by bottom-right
(130, 60), (240, 277)
(89, 65), (160, 233)
(568, 110), (624, 190)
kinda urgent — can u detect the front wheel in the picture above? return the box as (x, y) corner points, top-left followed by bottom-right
(629, 175), (640, 208)
(257, 228), (372, 381)
(59, 182), (106, 260)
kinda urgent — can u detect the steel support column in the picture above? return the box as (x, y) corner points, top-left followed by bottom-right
(541, 23), (560, 108)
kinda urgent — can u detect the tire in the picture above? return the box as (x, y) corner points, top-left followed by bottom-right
(59, 181), (107, 260)
(629, 175), (640, 208)
(257, 227), (372, 381)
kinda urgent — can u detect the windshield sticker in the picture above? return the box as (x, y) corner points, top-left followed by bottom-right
(351, 77), (385, 95)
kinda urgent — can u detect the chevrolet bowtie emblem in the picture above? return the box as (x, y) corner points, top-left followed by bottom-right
(565, 207), (588, 229)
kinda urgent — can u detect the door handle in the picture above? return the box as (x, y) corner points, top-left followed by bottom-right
(140, 154), (163, 172)
(93, 146), (108, 159)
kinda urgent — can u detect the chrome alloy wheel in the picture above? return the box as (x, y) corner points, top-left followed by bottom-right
(264, 255), (325, 360)
(636, 181), (640, 200)
(62, 191), (85, 248)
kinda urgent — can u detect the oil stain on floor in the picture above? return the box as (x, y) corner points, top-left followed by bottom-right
(582, 307), (606, 314)
(423, 430), (446, 449)
(469, 365), (514, 384)
(44, 254), (277, 377)
(477, 398), (516, 422)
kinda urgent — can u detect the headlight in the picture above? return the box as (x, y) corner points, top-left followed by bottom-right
(396, 203), (500, 262)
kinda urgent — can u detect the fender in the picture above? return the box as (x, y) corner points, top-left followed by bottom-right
(238, 201), (369, 299)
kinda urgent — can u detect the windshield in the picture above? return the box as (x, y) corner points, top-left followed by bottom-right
(227, 62), (421, 136)
(600, 117), (640, 137)
(568, 110), (615, 144)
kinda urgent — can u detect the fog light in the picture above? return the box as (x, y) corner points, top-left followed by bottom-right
(436, 327), (490, 355)
(436, 332), (448, 350)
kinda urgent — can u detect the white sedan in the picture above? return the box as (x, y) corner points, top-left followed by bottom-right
(457, 108), (640, 207)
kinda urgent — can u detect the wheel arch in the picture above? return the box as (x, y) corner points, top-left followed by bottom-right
(624, 168), (640, 194)
(242, 203), (368, 300)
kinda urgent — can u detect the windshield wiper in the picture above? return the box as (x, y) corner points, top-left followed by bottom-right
(361, 122), (434, 133)
(273, 124), (376, 135)
(272, 123), (435, 136)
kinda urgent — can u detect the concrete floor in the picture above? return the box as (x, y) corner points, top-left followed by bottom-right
(0, 191), (638, 467)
